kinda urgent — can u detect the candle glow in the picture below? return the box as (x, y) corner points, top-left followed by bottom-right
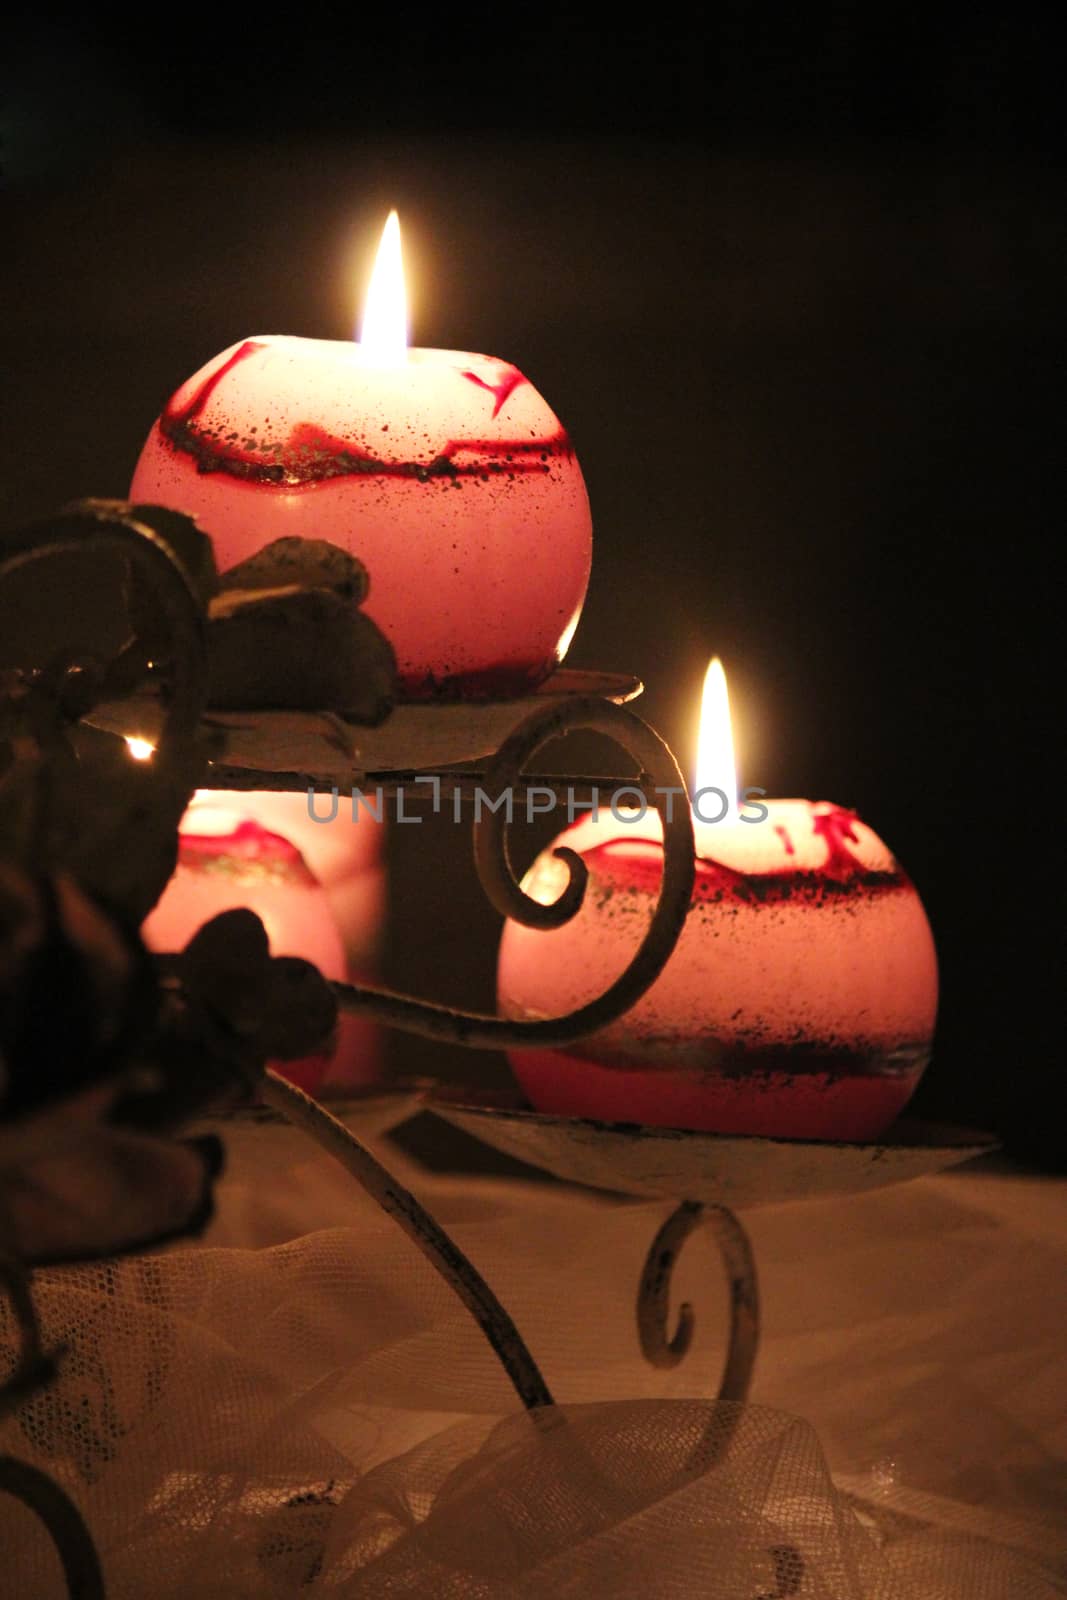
(129, 212), (592, 700)
(498, 662), (938, 1141)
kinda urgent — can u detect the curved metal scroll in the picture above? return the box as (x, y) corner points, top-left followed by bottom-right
(0, 1458), (105, 1600)
(331, 695), (696, 1048)
(1, 504), (707, 1429)
(254, 698), (697, 1420)
(637, 1200), (759, 1405)
(259, 1069), (554, 1414)
(3, 503), (695, 1053)
(0, 501), (208, 762)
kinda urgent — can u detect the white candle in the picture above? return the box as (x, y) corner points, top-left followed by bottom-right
(498, 661), (938, 1140)
(130, 213), (592, 700)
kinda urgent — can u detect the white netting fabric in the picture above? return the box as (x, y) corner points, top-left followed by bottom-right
(3, 1135), (1065, 1598)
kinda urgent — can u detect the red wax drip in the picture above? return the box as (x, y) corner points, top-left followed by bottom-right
(401, 656), (560, 702)
(178, 819), (317, 886)
(774, 824), (796, 855)
(588, 839), (906, 907)
(811, 805), (864, 874)
(461, 367), (526, 417)
(168, 338), (264, 423)
(159, 343), (572, 488)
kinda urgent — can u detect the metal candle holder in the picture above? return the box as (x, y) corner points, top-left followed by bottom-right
(0, 502), (995, 1595)
(0, 501), (704, 1417)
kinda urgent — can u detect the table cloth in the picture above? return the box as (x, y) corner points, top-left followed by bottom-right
(3, 1123), (1064, 1596)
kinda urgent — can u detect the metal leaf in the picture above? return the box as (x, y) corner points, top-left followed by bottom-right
(178, 907), (272, 1039)
(219, 536), (369, 605)
(254, 956), (339, 1061)
(0, 1086), (221, 1265)
(206, 585), (395, 722)
(177, 908), (338, 1064)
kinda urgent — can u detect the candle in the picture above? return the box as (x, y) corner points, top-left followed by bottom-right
(141, 802), (374, 1094)
(183, 789), (383, 987)
(497, 661), (938, 1141)
(129, 212), (592, 700)
(180, 789), (385, 1091)
(128, 729), (385, 1086)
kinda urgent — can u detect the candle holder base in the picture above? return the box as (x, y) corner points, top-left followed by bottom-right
(425, 1088), (996, 1210)
(426, 1087), (997, 1407)
(88, 667), (644, 785)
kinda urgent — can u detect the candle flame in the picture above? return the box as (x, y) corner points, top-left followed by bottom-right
(126, 736), (155, 761)
(694, 657), (738, 814)
(359, 210), (408, 362)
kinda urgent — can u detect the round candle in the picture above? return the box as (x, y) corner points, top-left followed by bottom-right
(129, 214), (592, 700)
(141, 807), (373, 1095)
(183, 789), (384, 980)
(498, 662), (938, 1141)
(180, 789), (385, 1091)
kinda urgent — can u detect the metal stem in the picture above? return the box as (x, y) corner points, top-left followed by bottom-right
(259, 1069), (554, 1413)
(0, 1457), (105, 1600)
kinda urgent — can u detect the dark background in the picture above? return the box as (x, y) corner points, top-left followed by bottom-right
(2, 9), (1062, 1163)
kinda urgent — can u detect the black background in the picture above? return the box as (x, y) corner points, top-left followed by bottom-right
(2, 8), (1062, 1163)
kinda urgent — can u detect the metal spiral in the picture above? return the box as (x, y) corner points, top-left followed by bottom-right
(331, 694), (696, 1047)
(0, 499), (208, 763)
(637, 1199), (760, 1404)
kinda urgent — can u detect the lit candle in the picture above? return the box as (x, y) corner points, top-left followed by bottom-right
(141, 803), (376, 1094)
(129, 212), (592, 700)
(180, 789), (385, 1091)
(498, 660), (938, 1141)
(182, 788), (383, 988)
(127, 757), (384, 1089)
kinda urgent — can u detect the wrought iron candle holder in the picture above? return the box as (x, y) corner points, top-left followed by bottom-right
(1, 500), (995, 1593)
(0, 500), (699, 1414)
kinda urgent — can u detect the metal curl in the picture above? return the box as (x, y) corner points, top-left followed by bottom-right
(0, 1457), (105, 1599)
(332, 695), (696, 1048)
(2, 512), (695, 1054)
(476, 834), (588, 932)
(474, 694), (683, 929)
(0, 500), (208, 763)
(637, 1200), (759, 1404)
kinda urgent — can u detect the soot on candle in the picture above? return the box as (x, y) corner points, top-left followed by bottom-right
(499, 802), (938, 1140)
(130, 218), (592, 700)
